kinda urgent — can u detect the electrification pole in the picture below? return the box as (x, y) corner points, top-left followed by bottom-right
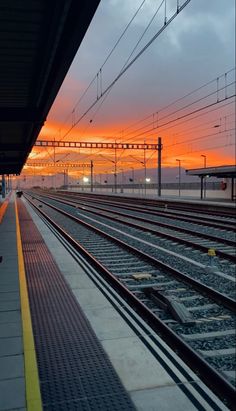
(157, 137), (162, 197)
(90, 160), (94, 192)
(53, 138), (56, 190)
(144, 140), (147, 196)
(114, 141), (117, 193)
(201, 154), (207, 198)
(176, 159), (181, 197)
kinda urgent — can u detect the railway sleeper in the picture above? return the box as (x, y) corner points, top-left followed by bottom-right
(181, 329), (236, 341)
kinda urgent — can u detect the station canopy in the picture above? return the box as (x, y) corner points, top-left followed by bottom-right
(0, 0), (100, 175)
(186, 165), (236, 179)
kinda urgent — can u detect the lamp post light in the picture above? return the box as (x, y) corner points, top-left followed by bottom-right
(176, 159), (181, 197)
(145, 177), (151, 194)
(201, 154), (207, 198)
(201, 154), (206, 168)
(82, 176), (88, 192)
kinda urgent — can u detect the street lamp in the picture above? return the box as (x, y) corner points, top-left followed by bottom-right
(201, 154), (206, 168)
(83, 176), (88, 192)
(176, 159), (181, 197)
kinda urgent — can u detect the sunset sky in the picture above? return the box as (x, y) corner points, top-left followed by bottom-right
(25, 0), (235, 180)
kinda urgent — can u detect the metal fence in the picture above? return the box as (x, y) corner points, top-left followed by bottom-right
(68, 181), (221, 191)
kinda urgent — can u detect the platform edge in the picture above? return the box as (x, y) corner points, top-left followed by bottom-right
(15, 199), (43, 411)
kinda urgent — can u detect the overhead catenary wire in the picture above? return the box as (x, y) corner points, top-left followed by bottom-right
(144, 100), (235, 141)
(59, 0), (192, 140)
(164, 127), (236, 148)
(109, 98), (235, 163)
(165, 113), (234, 139)
(121, 75), (235, 139)
(118, 67), (235, 135)
(163, 141), (235, 160)
(164, 120), (235, 146)
(42, 0), (147, 160)
(115, 0), (165, 74)
(122, 92), (235, 142)
(82, 0), (166, 127)
(57, 0), (147, 134)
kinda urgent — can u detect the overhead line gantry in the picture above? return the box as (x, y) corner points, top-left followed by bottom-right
(34, 138), (162, 195)
(35, 140), (159, 150)
(26, 162), (91, 168)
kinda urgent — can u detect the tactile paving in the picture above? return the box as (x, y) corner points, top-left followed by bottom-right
(17, 200), (136, 410)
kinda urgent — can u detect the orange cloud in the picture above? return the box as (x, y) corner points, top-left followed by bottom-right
(24, 94), (235, 178)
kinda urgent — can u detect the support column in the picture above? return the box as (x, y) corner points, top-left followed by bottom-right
(1, 174), (6, 198)
(5, 175), (8, 194)
(90, 160), (94, 192)
(114, 142), (117, 194)
(7, 175), (10, 193)
(200, 176), (203, 200)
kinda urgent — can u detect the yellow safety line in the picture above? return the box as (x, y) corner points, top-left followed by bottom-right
(15, 200), (43, 411)
(0, 197), (10, 223)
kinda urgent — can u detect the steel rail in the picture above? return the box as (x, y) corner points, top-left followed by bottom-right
(60, 199), (236, 263)
(33, 191), (236, 258)
(54, 191), (236, 231)
(56, 191), (236, 219)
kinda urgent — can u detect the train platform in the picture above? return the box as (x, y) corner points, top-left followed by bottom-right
(0, 193), (231, 410)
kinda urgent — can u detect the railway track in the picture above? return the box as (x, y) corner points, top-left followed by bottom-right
(24, 192), (236, 408)
(56, 190), (236, 219)
(30, 191), (236, 263)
